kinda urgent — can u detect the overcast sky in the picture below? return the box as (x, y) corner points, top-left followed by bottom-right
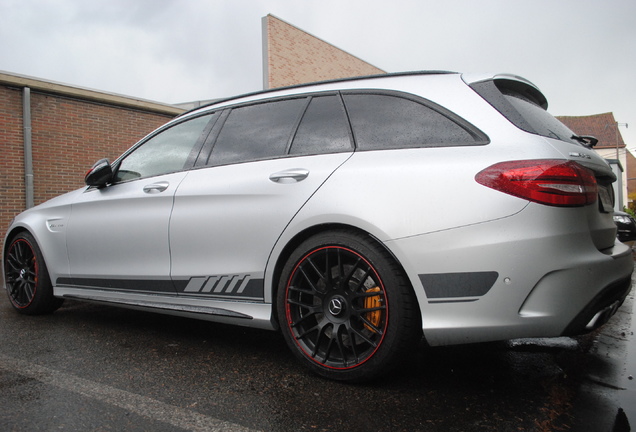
(2, 0), (635, 147)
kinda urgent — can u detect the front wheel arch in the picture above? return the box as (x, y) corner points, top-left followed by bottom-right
(3, 230), (64, 315)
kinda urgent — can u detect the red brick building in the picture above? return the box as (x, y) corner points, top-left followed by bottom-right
(261, 14), (385, 89)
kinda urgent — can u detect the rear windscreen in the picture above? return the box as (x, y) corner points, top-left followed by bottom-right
(470, 79), (580, 145)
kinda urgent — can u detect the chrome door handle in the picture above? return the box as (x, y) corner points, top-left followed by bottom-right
(143, 181), (170, 193)
(269, 169), (309, 183)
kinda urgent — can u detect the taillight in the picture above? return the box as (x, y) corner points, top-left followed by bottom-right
(475, 160), (598, 207)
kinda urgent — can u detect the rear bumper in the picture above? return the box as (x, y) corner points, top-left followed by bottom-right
(386, 208), (635, 346)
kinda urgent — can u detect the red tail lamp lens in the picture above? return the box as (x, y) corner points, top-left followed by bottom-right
(475, 160), (598, 207)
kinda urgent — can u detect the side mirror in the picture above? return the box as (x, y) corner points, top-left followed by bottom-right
(84, 158), (113, 187)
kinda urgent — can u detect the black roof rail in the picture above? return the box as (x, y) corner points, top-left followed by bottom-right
(178, 70), (458, 117)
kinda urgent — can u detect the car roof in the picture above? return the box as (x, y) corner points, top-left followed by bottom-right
(177, 70), (547, 123)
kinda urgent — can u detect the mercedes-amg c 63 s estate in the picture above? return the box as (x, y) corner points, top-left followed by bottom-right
(4, 71), (633, 381)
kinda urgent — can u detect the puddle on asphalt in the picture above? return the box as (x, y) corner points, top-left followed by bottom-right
(617, 292), (636, 429)
(506, 288), (636, 430)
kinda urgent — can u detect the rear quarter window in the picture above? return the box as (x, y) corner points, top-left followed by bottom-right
(342, 92), (488, 150)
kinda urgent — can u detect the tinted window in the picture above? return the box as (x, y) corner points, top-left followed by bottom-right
(502, 90), (576, 143)
(115, 114), (214, 181)
(290, 95), (352, 155)
(471, 79), (577, 144)
(208, 98), (305, 166)
(343, 93), (482, 150)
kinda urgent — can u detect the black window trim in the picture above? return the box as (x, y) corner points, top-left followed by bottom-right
(185, 111), (222, 167)
(196, 108), (231, 167)
(284, 96), (312, 155)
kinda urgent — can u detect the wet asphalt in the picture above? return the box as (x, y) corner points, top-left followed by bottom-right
(1, 271), (635, 431)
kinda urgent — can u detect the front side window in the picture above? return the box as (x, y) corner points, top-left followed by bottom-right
(115, 114), (214, 181)
(343, 93), (487, 150)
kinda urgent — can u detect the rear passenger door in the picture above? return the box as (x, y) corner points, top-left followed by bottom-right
(169, 94), (353, 301)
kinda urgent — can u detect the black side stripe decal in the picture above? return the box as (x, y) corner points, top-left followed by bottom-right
(56, 275), (265, 300)
(173, 275), (264, 299)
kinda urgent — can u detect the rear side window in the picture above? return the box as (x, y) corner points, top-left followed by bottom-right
(289, 95), (352, 155)
(470, 79), (578, 144)
(208, 98), (305, 166)
(342, 92), (488, 150)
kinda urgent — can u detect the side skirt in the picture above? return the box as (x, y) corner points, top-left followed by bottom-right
(53, 286), (276, 330)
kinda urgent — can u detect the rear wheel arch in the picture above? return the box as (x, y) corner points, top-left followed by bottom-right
(272, 225), (422, 381)
(271, 224), (397, 325)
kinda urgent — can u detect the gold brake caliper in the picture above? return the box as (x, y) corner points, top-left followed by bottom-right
(364, 287), (382, 332)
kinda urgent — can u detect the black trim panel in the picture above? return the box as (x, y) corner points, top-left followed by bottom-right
(420, 272), (498, 301)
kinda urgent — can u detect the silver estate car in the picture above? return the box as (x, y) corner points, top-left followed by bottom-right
(3, 71), (633, 381)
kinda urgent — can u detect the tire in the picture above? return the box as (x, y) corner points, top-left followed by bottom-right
(4, 232), (64, 315)
(277, 229), (421, 382)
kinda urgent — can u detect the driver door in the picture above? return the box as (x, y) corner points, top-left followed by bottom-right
(63, 113), (216, 294)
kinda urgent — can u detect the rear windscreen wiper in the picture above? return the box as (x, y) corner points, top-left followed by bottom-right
(571, 134), (599, 148)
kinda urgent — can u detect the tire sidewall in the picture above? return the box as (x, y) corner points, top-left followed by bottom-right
(277, 230), (416, 382)
(5, 232), (61, 315)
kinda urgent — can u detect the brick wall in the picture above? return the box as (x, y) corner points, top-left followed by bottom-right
(262, 14), (386, 89)
(1, 82), (177, 242)
(0, 86), (25, 242)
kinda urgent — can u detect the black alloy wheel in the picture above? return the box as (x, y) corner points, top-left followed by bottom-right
(277, 229), (421, 382)
(4, 232), (63, 314)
